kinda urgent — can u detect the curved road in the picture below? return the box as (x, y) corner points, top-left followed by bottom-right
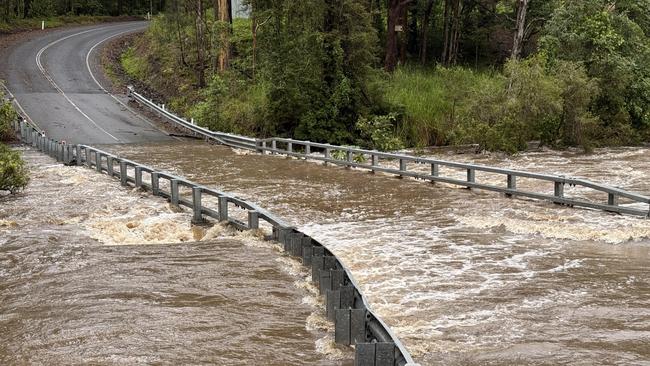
(0, 22), (172, 144)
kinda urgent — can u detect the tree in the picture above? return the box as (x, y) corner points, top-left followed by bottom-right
(541, 0), (650, 142)
(385, 0), (414, 72)
(511, 0), (529, 59)
(214, 0), (232, 72)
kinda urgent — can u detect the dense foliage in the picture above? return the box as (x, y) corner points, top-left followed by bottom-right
(120, 0), (649, 152)
(0, 143), (29, 194)
(1, 0), (164, 20)
(0, 95), (29, 194)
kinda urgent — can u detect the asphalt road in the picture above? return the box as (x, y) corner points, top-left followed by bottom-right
(0, 22), (172, 145)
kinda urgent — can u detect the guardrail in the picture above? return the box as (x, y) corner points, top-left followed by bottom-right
(127, 86), (650, 218)
(127, 86), (258, 150)
(13, 119), (417, 366)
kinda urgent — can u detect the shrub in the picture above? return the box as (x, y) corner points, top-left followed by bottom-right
(120, 46), (147, 81)
(0, 144), (29, 194)
(355, 113), (404, 151)
(0, 99), (18, 141)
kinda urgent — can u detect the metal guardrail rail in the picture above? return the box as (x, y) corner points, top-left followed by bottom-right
(12, 119), (418, 366)
(128, 87), (650, 218)
(127, 86), (258, 150)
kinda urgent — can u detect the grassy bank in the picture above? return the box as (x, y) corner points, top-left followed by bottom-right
(0, 15), (142, 34)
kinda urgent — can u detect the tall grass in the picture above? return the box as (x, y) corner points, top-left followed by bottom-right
(383, 66), (501, 147)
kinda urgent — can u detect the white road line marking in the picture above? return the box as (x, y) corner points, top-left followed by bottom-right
(85, 27), (178, 139)
(36, 27), (120, 142)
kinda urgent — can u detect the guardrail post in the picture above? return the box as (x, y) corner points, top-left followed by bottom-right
(126, 85), (134, 101)
(75, 146), (82, 166)
(62, 145), (69, 163)
(327, 283), (352, 322)
(107, 157), (114, 177)
(305, 143), (311, 155)
(287, 141), (293, 154)
(271, 140), (277, 154)
(431, 163), (439, 183)
(248, 210), (259, 229)
(53, 141), (58, 160)
(398, 159), (406, 178)
(290, 233), (304, 257)
(554, 181), (564, 199)
(218, 196), (228, 222)
(301, 237), (313, 265)
(192, 187), (204, 224)
(324, 148), (330, 166)
(607, 193), (618, 206)
(356, 343), (396, 366)
(255, 140), (264, 154)
(466, 169), (475, 188)
(311, 247), (325, 282)
(335, 308), (366, 346)
(261, 141), (267, 155)
(134, 167), (143, 188)
(96, 153), (103, 172)
(371, 154), (378, 173)
(346, 150), (353, 168)
(277, 227), (291, 248)
(506, 174), (516, 197)
(170, 179), (180, 207)
(85, 147), (90, 167)
(120, 162), (128, 186)
(151, 172), (159, 195)
(31, 131), (37, 147)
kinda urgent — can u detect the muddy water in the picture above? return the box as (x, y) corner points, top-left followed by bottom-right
(0, 148), (352, 365)
(107, 141), (650, 365)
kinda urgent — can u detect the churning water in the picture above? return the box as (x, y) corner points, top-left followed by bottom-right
(0, 148), (353, 365)
(104, 141), (650, 365)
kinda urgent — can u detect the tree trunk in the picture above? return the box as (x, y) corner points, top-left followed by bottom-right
(511, 0), (529, 60)
(385, 0), (413, 72)
(441, 0), (461, 66)
(398, 4), (408, 65)
(215, 0), (232, 72)
(419, 0), (436, 65)
(195, 0), (206, 87)
(441, 0), (450, 65)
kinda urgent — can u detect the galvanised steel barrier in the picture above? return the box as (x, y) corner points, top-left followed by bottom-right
(13, 119), (418, 366)
(126, 86), (258, 150)
(128, 87), (650, 218)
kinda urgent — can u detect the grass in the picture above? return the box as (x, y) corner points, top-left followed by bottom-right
(0, 15), (142, 34)
(383, 66), (502, 147)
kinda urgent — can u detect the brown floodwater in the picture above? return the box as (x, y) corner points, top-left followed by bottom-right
(103, 141), (650, 365)
(0, 148), (353, 365)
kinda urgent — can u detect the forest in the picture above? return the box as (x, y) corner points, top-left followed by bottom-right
(4, 0), (650, 152)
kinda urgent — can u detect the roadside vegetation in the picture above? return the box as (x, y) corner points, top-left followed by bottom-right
(0, 1), (160, 33)
(119, 1), (648, 153)
(0, 88), (29, 194)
